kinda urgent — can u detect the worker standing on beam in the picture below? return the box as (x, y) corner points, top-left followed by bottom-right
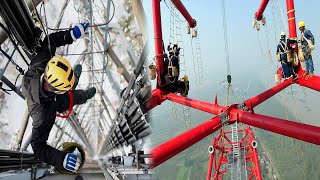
(276, 32), (297, 79)
(298, 21), (315, 79)
(21, 23), (96, 173)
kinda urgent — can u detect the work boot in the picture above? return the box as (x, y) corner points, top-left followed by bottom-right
(85, 87), (96, 100)
(73, 64), (82, 90)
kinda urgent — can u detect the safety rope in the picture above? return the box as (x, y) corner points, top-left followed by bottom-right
(56, 90), (74, 118)
(221, 0), (237, 107)
(221, 0), (230, 76)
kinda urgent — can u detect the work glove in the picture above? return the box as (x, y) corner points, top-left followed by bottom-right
(71, 22), (90, 41)
(63, 153), (81, 172)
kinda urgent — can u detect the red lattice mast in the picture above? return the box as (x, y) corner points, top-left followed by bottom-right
(206, 126), (262, 180)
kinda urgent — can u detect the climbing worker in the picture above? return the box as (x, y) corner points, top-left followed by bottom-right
(276, 32), (297, 79)
(298, 21), (315, 79)
(164, 43), (181, 92)
(21, 22), (96, 173)
(178, 75), (189, 97)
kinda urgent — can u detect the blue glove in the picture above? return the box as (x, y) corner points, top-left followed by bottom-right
(71, 22), (89, 41)
(63, 153), (81, 172)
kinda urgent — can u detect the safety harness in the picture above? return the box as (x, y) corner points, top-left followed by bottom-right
(56, 90), (73, 119)
(167, 55), (179, 78)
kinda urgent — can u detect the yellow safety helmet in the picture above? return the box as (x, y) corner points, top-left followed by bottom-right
(44, 56), (75, 91)
(298, 21), (305, 28)
(182, 75), (188, 81)
(280, 32), (286, 39)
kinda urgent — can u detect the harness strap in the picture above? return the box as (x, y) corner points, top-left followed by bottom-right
(56, 90), (73, 118)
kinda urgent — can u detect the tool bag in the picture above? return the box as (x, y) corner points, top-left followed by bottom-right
(149, 64), (157, 80)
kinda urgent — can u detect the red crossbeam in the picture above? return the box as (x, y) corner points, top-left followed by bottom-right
(236, 110), (320, 145)
(296, 75), (320, 92)
(244, 79), (294, 108)
(170, 0), (197, 28)
(151, 116), (222, 168)
(255, 0), (270, 20)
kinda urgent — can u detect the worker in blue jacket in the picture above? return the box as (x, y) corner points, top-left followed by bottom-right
(276, 32), (297, 79)
(298, 21), (315, 78)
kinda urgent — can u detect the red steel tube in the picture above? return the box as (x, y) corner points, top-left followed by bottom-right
(151, 116), (222, 168)
(247, 128), (262, 180)
(236, 110), (320, 145)
(285, 0), (304, 74)
(165, 93), (225, 115)
(206, 152), (214, 180)
(296, 75), (320, 92)
(286, 0), (297, 39)
(170, 0), (197, 28)
(152, 0), (165, 88)
(255, 0), (270, 20)
(145, 89), (166, 112)
(244, 79), (294, 108)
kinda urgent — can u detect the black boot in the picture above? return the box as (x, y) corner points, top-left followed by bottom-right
(73, 64), (82, 90)
(73, 87), (96, 105)
(85, 87), (96, 100)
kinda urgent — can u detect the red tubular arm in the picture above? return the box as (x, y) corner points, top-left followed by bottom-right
(170, 0), (196, 28)
(296, 75), (320, 92)
(236, 110), (320, 145)
(151, 116), (222, 168)
(247, 127), (262, 180)
(244, 79), (294, 108)
(152, 0), (165, 88)
(145, 89), (166, 112)
(166, 93), (225, 114)
(255, 0), (270, 20)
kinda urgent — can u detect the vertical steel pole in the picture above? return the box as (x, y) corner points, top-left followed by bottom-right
(286, 0), (304, 74)
(152, 0), (165, 88)
(286, 0), (297, 39)
(247, 127), (262, 180)
(131, 0), (148, 40)
(14, 108), (29, 150)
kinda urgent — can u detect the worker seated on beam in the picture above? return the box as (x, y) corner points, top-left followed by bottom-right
(164, 43), (181, 92)
(276, 32), (297, 79)
(178, 75), (189, 97)
(298, 21), (315, 79)
(21, 23), (96, 173)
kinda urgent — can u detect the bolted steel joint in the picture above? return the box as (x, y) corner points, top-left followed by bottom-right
(218, 113), (230, 125)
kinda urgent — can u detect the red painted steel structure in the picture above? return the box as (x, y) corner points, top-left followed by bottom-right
(170, 0), (197, 28)
(151, 116), (222, 168)
(297, 75), (320, 92)
(254, 0), (269, 20)
(152, 0), (197, 90)
(152, 0), (166, 89)
(206, 127), (262, 180)
(286, 0), (297, 39)
(151, 84), (320, 168)
(149, 0), (320, 179)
